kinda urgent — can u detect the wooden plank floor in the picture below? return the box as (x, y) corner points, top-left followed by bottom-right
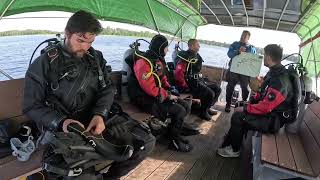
(122, 102), (244, 180)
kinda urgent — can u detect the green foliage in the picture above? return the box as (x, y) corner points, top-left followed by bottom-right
(0, 29), (61, 36)
(100, 27), (156, 38)
(0, 27), (298, 62)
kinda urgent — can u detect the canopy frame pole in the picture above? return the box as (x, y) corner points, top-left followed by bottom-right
(276, 0), (290, 30)
(291, 0), (318, 32)
(261, 0), (266, 28)
(302, 14), (320, 39)
(300, 23), (318, 92)
(156, 0), (200, 27)
(300, 24), (313, 67)
(241, 0), (249, 26)
(276, 0), (290, 31)
(300, 31), (320, 48)
(0, 68), (14, 80)
(0, 0), (16, 21)
(180, 0), (206, 20)
(169, 17), (189, 45)
(219, 0), (234, 26)
(202, 1), (221, 24)
(146, 0), (160, 33)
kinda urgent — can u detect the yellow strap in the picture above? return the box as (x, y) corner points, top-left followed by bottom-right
(177, 54), (198, 73)
(134, 51), (162, 88)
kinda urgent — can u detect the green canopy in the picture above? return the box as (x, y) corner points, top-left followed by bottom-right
(297, 1), (320, 77)
(0, 0), (206, 40)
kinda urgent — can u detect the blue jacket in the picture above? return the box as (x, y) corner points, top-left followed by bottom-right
(227, 41), (256, 60)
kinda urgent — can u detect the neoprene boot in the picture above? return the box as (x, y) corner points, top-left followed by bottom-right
(199, 108), (212, 120)
(208, 108), (218, 115)
(168, 127), (193, 152)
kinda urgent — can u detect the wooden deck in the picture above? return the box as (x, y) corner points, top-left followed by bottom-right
(121, 102), (245, 180)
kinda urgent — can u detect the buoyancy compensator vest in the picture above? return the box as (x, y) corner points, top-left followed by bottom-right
(125, 39), (163, 101)
(42, 121), (134, 177)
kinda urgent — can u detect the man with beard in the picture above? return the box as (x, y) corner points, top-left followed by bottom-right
(23, 10), (155, 179)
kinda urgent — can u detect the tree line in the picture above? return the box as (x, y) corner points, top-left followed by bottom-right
(0, 27), (297, 61)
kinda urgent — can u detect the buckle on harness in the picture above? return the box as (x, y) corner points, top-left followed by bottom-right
(51, 82), (59, 91)
(43, 163), (83, 177)
(68, 168), (83, 177)
(47, 48), (59, 63)
(282, 112), (290, 119)
(191, 73), (202, 79)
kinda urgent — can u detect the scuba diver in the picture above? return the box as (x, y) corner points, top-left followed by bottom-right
(23, 10), (155, 179)
(174, 39), (222, 120)
(127, 34), (193, 152)
(218, 44), (300, 158)
(225, 30), (256, 112)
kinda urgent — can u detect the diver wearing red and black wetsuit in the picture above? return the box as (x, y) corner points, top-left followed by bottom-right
(217, 44), (299, 158)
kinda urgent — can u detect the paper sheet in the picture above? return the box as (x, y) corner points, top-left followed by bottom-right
(230, 53), (263, 77)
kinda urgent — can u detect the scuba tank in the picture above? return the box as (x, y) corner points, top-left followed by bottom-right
(122, 48), (134, 84)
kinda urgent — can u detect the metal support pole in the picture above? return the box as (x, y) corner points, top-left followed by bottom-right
(291, 0), (318, 32)
(0, 0), (16, 21)
(261, 0), (267, 28)
(220, 0), (235, 26)
(202, 1), (222, 24)
(146, 0), (160, 33)
(0, 68), (14, 80)
(276, 0), (290, 30)
(241, 0), (249, 26)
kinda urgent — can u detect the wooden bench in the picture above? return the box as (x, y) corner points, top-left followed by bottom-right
(0, 72), (194, 179)
(0, 78), (44, 180)
(252, 100), (320, 180)
(0, 75), (154, 179)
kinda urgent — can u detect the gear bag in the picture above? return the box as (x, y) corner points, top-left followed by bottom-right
(42, 122), (134, 177)
(105, 102), (155, 151)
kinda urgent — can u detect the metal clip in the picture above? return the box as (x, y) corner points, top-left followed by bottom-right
(283, 112), (290, 118)
(89, 139), (96, 147)
(68, 168), (83, 176)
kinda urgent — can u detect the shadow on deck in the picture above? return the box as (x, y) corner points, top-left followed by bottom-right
(122, 102), (248, 180)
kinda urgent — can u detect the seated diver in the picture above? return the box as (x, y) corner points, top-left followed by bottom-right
(127, 34), (193, 152)
(174, 39), (222, 120)
(217, 44), (300, 157)
(23, 10), (155, 179)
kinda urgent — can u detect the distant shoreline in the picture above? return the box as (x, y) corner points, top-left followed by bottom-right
(0, 27), (232, 48)
(0, 27), (297, 61)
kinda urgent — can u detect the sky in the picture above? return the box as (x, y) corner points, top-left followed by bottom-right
(0, 11), (301, 54)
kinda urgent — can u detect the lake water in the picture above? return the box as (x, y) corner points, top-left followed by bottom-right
(1, 35), (318, 94)
(0, 35), (229, 80)
(0, 35), (230, 81)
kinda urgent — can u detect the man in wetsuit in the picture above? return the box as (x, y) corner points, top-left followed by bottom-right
(174, 39), (221, 120)
(23, 10), (154, 179)
(225, 30), (256, 112)
(128, 34), (193, 152)
(217, 44), (298, 158)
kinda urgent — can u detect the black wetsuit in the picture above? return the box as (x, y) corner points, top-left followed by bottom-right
(23, 42), (153, 179)
(222, 64), (298, 151)
(174, 50), (222, 113)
